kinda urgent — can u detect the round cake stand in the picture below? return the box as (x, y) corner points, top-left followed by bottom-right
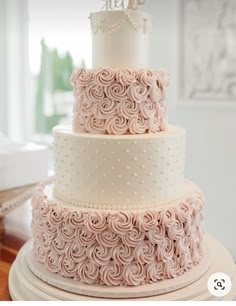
(9, 236), (236, 301)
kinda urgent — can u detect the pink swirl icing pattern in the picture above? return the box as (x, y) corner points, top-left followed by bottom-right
(32, 180), (205, 287)
(70, 68), (169, 135)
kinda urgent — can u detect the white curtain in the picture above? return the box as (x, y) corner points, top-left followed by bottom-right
(0, 0), (31, 142)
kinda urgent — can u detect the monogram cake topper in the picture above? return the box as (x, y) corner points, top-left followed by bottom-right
(92, 0), (151, 35)
(101, 0), (145, 11)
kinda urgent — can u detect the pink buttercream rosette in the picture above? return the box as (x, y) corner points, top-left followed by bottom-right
(70, 68), (169, 135)
(32, 180), (205, 287)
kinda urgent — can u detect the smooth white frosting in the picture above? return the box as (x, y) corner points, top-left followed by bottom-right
(53, 125), (186, 209)
(91, 10), (151, 69)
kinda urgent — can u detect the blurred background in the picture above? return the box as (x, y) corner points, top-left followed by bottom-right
(0, 0), (235, 258)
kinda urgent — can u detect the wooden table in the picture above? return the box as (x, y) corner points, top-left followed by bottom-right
(0, 200), (32, 301)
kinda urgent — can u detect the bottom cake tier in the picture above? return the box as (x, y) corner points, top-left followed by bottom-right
(31, 179), (205, 287)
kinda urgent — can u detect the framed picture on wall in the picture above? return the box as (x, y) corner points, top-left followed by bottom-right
(182, 0), (236, 102)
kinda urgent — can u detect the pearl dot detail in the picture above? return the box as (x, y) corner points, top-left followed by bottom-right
(53, 126), (185, 210)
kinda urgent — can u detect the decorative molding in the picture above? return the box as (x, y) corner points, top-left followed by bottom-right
(182, 0), (236, 101)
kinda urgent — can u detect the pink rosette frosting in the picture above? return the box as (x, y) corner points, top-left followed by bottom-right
(160, 208), (176, 227)
(146, 224), (165, 244)
(128, 82), (149, 104)
(148, 115), (161, 133)
(175, 236), (190, 256)
(84, 211), (107, 233)
(45, 250), (62, 274)
(167, 220), (184, 240)
(183, 220), (192, 236)
(76, 227), (96, 246)
(108, 212), (133, 235)
(87, 243), (112, 266)
(58, 220), (77, 242)
(149, 84), (163, 103)
(177, 202), (193, 222)
(86, 82), (105, 101)
(95, 67), (115, 86)
(47, 203), (64, 226)
(164, 258), (180, 279)
(96, 230), (120, 248)
(122, 227), (145, 247)
(117, 99), (140, 119)
(65, 211), (84, 228)
(191, 247), (202, 266)
(72, 85), (82, 99)
(38, 232), (55, 251)
(123, 261), (146, 286)
(77, 94), (94, 117)
(73, 113), (86, 132)
(129, 115), (148, 135)
(32, 180), (205, 287)
(105, 82), (127, 101)
(65, 241), (87, 263)
(137, 69), (155, 86)
(59, 256), (78, 278)
(51, 236), (66, 255)
(44, 221), (57, 235)
(112, 243), (133, 265)
(178, 252), (193, 271)
(93, 98), (117, 119)
(35, 244), (48, 263)
(140, 98), (157, 119)
(100, 262), (123, 286)
(77, 260), (99, 285)
(71, 68), (169, 135)
(134, 241), (155, 264)
(71, 68), (93, 87)
(116, 69), (136, 86)
(106, 115), (128, 135)
(157, 238), (174, 263)
(85, 116), (106, 134)
(136, 210), (158, 232)
(146, 261), (164, 282)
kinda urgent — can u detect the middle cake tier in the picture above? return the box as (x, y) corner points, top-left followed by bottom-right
(53, 125), (186, 210)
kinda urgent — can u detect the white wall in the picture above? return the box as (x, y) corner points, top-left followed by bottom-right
(0, 0), (30, 142)
(0, 0), (8, 135)
(146, 0), (236, 259)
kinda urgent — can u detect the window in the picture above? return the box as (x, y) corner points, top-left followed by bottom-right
(28, 0), (102, 141)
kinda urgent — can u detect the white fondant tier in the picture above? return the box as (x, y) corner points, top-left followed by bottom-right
(53, 125), (186, 209)
(90, 10), (151, 69)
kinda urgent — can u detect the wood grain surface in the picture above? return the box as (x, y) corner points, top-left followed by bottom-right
(0, 200), (32, 301)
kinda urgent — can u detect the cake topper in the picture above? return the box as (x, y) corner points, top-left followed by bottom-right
(92, 0), (151, 35)
(101, 0), (145, 11)
(127, 0), (145, 10)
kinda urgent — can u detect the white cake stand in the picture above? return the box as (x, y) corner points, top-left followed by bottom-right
(9, 236), (236, 301)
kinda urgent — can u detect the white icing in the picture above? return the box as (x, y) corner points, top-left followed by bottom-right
(91, 10), (151, 69)
(53, 125), (186, 209)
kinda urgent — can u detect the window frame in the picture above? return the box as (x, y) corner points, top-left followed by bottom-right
(0, 0), (30, 142)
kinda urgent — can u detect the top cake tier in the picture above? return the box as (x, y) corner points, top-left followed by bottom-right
(90, 10), (151, 69)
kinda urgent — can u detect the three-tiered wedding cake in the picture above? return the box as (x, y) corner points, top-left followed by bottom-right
(31, 0), (206, 290)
